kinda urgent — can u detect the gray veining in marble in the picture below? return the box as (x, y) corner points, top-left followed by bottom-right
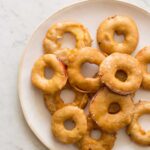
(0, 0), (149, 150)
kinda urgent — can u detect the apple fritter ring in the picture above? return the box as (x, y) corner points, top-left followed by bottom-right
(31, 54), (67, 94)
(44, 83), (88, 114)
(97, 15), (138, 54)
(51, 106), (87, 144)
(127, 101), (150, 146)
(99, 53), (142, 95)
(68, 47), (105, 93)
(78, 117), (116, 150)
(43, 22), (92, 54)
(136, 46), (150, 89)
(89, 87), (134, 133)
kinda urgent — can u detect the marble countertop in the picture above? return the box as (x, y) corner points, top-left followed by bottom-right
(0, 0), (150, 150)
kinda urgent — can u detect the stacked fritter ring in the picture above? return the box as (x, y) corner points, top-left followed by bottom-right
(43, 22), (92, 63)
(31, 54), (67, 94)
(44, 83), (88, 114)
(51, 106), (87, 144)
(89, 87), (134, 133)
(136, 46), (150, 89)
(78, 117), (116, 150)
(127, 101), (150, 146)
(99, 53), (142, 95)
(97, 15), (138, 54)
(68, 47), (105, 93)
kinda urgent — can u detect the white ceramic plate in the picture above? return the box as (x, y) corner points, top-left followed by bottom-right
(18, 0), (150, 149)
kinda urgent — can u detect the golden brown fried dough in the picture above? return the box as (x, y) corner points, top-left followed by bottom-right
(31, 54), (67, 94)
(78, 117), (116, 150)
(97, 15), (138, 54)
(99, 53), (142, 95)
(43, 22), (92, 64)
(68, 47), (105, 93)
(127, 101), (150, 146)
(51, 106), (87, 144)
(136, 46), (150, 89)
(44, 83), (88, 114)
(89, 87), (134, 133)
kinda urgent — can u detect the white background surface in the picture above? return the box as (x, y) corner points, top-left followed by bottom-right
(0, 0), (150, 150)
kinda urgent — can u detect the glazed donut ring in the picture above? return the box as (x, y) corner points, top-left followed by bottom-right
(99, 53), (142, 95)
(78, 117), (116, 150)
(97, 15), (138, 54)
(44, 83), (88, 114)
(51, 106), (87, 144)
(43, 22), (92, 54)
(89, 87), (134, 133)
(31, 54), (67, 94)
(136, 46), (150, 89)
(68, 47), (105, 93)
(127, 101), (150, 146)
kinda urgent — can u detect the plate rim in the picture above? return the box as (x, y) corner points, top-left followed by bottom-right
(18, 0), (150, 149)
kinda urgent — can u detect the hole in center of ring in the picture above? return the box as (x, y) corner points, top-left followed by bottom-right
(81, 62), (99, 78)
(115, 69), (127, 82)
(90, 129), (101, 140)
(58, 33), (76, 49)
(147, 64), (150, 73)
(64, 119), (76, 130)
(114, 31), (125, 43)
(44, 67), (54, 79)
(139, 114), (150, 131)
(60, 89), (75, 104)
(108, 103), (121, 114)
